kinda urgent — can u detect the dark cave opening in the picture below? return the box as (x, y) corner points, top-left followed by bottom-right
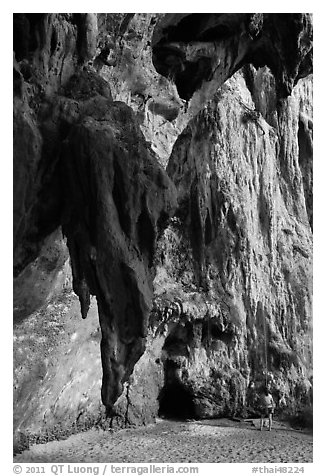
(159, 14), (233, 43)
(158, 381), (196, 419)
(202, 321), (234, 346)
(158, 359), (196, 419)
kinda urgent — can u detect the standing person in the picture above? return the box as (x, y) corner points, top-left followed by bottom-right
(247, 380), (259, 416)
(260, 386), (275, 431)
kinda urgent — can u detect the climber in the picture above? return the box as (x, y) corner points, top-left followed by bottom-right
(259, 386), (275, 431)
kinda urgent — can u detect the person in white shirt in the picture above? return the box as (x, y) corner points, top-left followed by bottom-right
(260, 386), (275, 431)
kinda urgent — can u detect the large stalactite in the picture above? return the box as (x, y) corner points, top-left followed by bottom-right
(61, 99), (177, 408)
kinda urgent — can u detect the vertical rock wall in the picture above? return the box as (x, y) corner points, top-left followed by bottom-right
(108, 67), (313, 424)
(150, 68), (312, 418)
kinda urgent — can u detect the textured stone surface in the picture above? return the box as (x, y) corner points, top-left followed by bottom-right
(96, 13), (189, 166)
(13, 14), (313, 448)
(61, 99), (177, 409)
(13, 14), (79, 275)
(150, 68), (313, 419)
(152, 13), (313, 101)
(113, 69), (313, 423)
(14, 229), (70, 323)
(14, 291), (103, 453)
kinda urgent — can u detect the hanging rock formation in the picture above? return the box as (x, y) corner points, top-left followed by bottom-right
(61, 97), (177, 408)
(13, 13), (177, 412)
(13, 13), (313, 449)
(152, 13), (312, 101)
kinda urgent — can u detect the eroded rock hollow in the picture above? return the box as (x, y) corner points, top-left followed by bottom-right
(13, 13), (312, 449)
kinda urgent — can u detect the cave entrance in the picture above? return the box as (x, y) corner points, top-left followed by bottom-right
(158, 360), (196, 419)
(159, 382), (196, 419)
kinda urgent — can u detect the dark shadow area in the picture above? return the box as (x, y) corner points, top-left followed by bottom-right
(112, 159), (131, 238)
(158, 358), (196, 419)
(137, 207), (155, 265)
(158, 381), (196, 420)
(202, 321), (234, 346)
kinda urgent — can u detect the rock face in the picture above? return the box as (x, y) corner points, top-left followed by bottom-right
(13, 14), (177, 447)
(115, 68), (313, 423)
(153, 69), (312, 418)
(96, 13), (189, 165)
(13, 13), (313, 448)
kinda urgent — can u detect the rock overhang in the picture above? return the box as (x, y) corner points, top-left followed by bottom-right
(152, 13), (313, 101)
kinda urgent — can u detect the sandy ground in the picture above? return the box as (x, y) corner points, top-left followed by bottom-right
(14, 419), (313, 463)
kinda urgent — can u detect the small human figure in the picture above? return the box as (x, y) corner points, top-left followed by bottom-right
(278, 392), (286, 410)
(260, 386), (275, 431)
(246, 380), (259, 416)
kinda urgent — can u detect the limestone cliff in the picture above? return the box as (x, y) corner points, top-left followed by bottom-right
(112, 68), (312, 424)
(13, 13), (313, 449)
(154, 69), (312, 418)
